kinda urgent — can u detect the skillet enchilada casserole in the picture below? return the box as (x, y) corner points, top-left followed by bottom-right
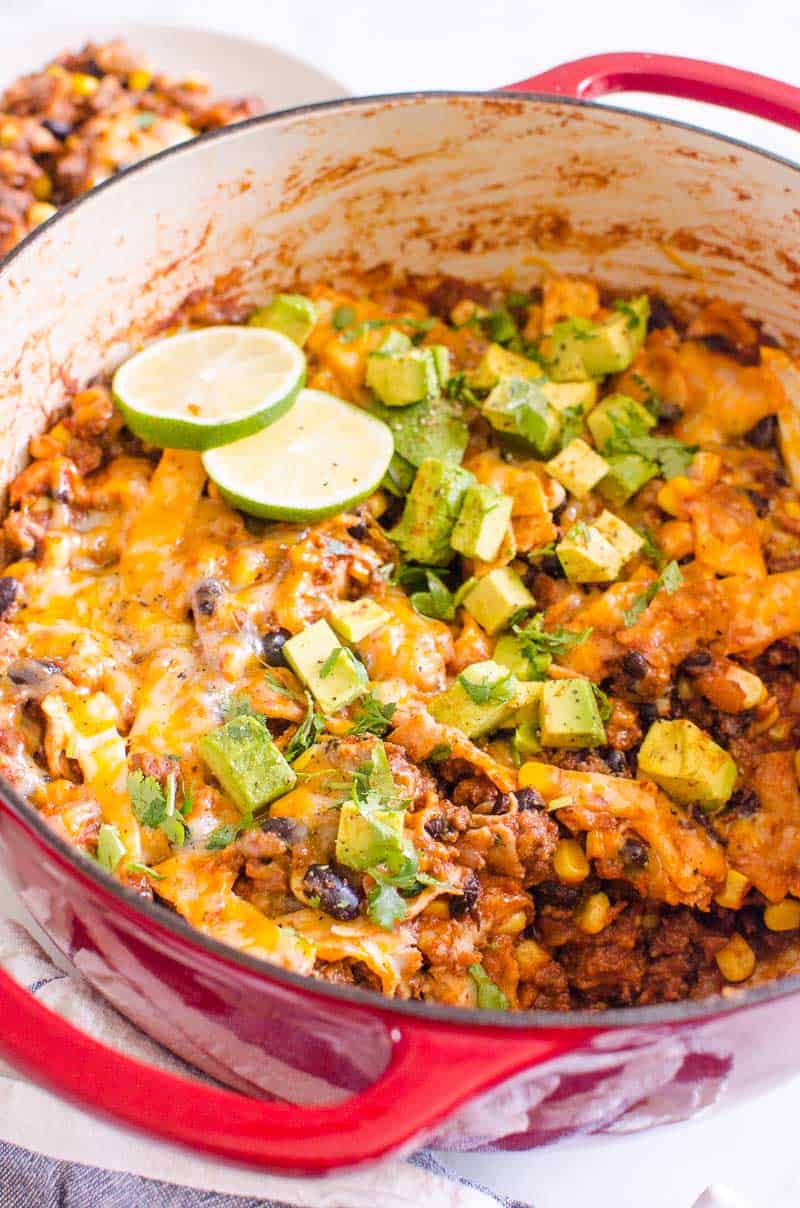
(2, 272), (800, 1013)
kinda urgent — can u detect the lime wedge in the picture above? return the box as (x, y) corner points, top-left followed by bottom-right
(112, 326), (306, 450)
(202, 388), (394, 520)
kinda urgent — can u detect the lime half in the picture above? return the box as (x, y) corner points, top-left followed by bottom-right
(203, 388), (394, 521)
(112, 326), (306, 450)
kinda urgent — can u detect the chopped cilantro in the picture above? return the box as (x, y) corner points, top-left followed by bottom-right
(506, 290), (532, 309)
(513, 613), (592, 670)
(443, 373), (479, 407)
(222, 694), (262, 722)
(458, 668), (514, 706)
(427, 742), (452, 763)
(468, 964), (510, 1010)
(206, 822), (241, 851)
(284, 692), (324, 763)
(630, 372), (662, 420)
(592, 684), (613, 721)
(528, 541), (558, 560)
(622, 560), (684, 627)
(159, 815), (185, 847)
(367, 882), (407, 929)
(603, 410), (697, 480)
(127, 771), (168, 829)
(635, 524), (666, 569)
(319, 647), (351, 679)
(96, 823), (125, 873)
(613, 299), (641, 331)
(331, 304), (356, 330)
(263, 671), (299, 699)
(349, 692), (397, 737)
(483, 307), (518, 345)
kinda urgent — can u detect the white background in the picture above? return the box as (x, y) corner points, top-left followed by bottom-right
(2, 2), (800, 1204)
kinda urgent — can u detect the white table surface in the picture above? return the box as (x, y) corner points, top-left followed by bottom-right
(2, 2), (800, 1205)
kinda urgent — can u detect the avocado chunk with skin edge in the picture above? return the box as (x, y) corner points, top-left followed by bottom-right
(637, 719), (738, 812)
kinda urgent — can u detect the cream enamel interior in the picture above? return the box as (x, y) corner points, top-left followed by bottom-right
(1, 92), (799, 487)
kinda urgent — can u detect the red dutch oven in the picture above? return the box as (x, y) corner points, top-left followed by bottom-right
(1, 52), (800, 1175)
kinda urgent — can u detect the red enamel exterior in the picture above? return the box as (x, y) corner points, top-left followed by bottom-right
(2, 53), (800, 1174)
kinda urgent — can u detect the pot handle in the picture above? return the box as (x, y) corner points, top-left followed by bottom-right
(0, 963), (591, 1173)
(505, 53), (800, 132)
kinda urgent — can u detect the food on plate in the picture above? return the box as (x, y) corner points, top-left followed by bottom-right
(2, 271), (800, 1012)
(0, 40), (260, 255)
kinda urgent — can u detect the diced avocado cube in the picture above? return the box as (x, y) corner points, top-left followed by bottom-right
(366, 347), (439, 407)
(482, 377), (561, 457)
(248, 293), (317, 347)
(587, 393), (656, 452)
(512, 721), (543, 761)
(329, 599), (389, 643)
(509, 680), (544, 725)
(597, 453), (658, 506)
(382, 450), (416, 496)
(376, 328), (413, 355)
(556, 523), (624, 583)
(451, 483), (513, 562)
(199, 714), (296, 813)
(431, 344), (451, 385)
(637, 719), (738, 812)
(470, 344), (542, 392)
(391, 458), (474, 565)
(593, 510), (645, 565)
(283, 620), (368, 714)
(548, 298), (649, 382)
(429, 660), (518, 738)
(546, 438), (609, 499)
(335, 799), (406, 871)
(539, 679), (606, 749)
(462, 567), (534, 634)
(369, 394), (469, 471)
(540, 380), (599, 415)
(494, 632), (551, 682)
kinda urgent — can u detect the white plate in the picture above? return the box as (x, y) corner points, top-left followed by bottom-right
(0, 21), (346, 111)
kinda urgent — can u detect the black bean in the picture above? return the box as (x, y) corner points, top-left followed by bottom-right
(620, 836), (648, 867)
(261, 628), (291, 667)
(638, 702), (659, 728)
(621, 650), (649, 680)
(347, 520), (368, 540)
(7, 658), (60, 685)
(261, 816), (306, 844)
(516, 787), (546, 812)
(603, 749), (628, 775)
(450, 871), (480, 918)
(657, 400), (684, 424)
(82, 59), (104, 78)
(42, 118), (72, 140)
(0, 577), (19, 618)
(424, 815), (450, 840)
(533, 555), (566, 581)
(648, 296), (677, 332)
(746, 489), (770, 517)
(303, 864), (361, 920)
(491, 793), (513, 815)
(192, 577), (223, 617)
(744, 414), (778, 449)
(677, 650), (713, 677)
(728, 787), (760, 817)
(535, 880), (581, 908)
(763, 639), (798, 670)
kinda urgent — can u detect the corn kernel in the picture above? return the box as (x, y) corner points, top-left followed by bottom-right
(574, 892), (611, 935)
(714, 869), (750, 910)
(451, 299), (484, 326)
(45, 65), (67, 78)
(27, 202), (57, 226)
(727, 665), (767, 710)
(0, 121), (18, 147)
(422, 898), (450, 920)
(689, 450), (722, 486)
(516, 938), (551, 979)
(127, 69), (152, 91)
(518, 760), (550, 791)
(764, 899), (800, 932)
(656, 476), (699, 517)
(659, 520), (694, 561)
(585, 830), (604, 860)
(553, 838), (590, 884)
(496, 909), (528, 936)
(32, 173), (52, 201)
(715, 933), (756, 983)
(71, 72), (100, 97)
(785, 500), (800, 520)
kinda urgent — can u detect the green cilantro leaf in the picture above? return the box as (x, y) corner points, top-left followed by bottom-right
(126, 861), (165, 880)
(622, 560), (684, 627)
(367, 882), (407, 929)
(602, 411), (697, 481)
(458, 668), (514, 705)
(284, 692), (324, 763)
(222, 694), (261, 722)
(513, 614), (592, 673)
(427, 742), (452, 763)
(127, 771), (167, 828)
(96, 823), (125, 873)
(468, 963), (510, 1010)
(206, 822), (242, 851)
(592, 685), (613, 721)
(613, 299), (641, 331)
(319, 647), (345, 679)
(557, 404), (585, 450)
(263, 671), (299, 700)
(331, 304), (356, 330)
(349, 692), (397, 737)
(634, 524), (666, 569)
(443, 372), (479, 406)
